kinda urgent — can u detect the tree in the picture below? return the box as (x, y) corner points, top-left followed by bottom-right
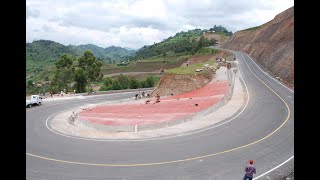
(163, 52), (166, 63)
(78, 50), (102, 92)
(74, 68), (87, 93)
(54, 54), (73, 69)
(27, 80), (34, 88)
(198, 36), (205, 49)
(211, 25), (233, 36)
(52, 68), (74, 90)
(52, 54), (74, 91)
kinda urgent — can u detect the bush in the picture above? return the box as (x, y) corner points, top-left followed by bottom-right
(111, 80), (122, 90)
(98, 74), (160, 91)
(129, 77), (139, 89)
(99, 85), (112, 91)
(139, 80), (148, 88)
(145, 76), (155, 87)
(117, 74), (130, 89)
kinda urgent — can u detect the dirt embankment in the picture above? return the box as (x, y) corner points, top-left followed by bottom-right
(151, 72), (213, 97)
(151, 50), (232, 97)
(221, 6), (294, 87)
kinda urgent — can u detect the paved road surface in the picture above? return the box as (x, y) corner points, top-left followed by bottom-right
(26, 50), (294, 180)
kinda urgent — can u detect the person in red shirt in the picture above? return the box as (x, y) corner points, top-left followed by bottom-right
(243, 160), (256, 180)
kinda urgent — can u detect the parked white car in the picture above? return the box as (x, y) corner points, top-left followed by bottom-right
(26, 95), (43, 108)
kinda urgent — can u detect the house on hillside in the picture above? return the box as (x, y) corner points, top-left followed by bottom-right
(203, 30), (215, 35)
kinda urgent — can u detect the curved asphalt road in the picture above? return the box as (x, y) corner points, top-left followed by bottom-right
(26, 50), (294, 180)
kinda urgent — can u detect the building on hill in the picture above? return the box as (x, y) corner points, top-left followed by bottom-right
(203, 31), (215, 35)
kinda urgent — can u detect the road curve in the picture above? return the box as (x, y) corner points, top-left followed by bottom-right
(26, 50), (294, 180)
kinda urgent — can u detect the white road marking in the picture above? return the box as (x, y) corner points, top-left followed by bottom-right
(241, 52), (294, 93)
(254, 156), (294, 179)
(239, 52), (294, 179)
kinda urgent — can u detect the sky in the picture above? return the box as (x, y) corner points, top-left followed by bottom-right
(26, 0), (294, 50)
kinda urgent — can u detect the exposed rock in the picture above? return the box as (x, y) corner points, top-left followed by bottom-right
(221, 6), (294, 87)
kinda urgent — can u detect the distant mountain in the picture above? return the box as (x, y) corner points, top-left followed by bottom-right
(104, 46), (136, 60)
(69, 44), (105, 58)
(26, 40), (136, 63)
(26, 40), (75, 62)
(68, 44), (136, 61)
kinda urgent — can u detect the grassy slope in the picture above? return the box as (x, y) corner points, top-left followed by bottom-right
(101, 53), (189, 74)
(165, 48), (218, 75)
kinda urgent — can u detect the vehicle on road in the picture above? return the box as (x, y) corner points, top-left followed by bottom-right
(26, 95), (43, 108)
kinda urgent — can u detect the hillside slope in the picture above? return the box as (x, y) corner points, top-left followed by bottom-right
(151, 50), (233, 97)
(26, 40), (75, 62)
(69, 44), (136, 61)
(26, 40), (136, 63)
(135, 28), (230, 59)
(221, 7), (294, 86)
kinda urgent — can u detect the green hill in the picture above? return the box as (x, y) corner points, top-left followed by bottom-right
(26, 40), (136, 75)
(68, 44), (136, 62)
(134, 26), (231, 60)
(26, 40), (136, 63)
(26, 40), (75, 62)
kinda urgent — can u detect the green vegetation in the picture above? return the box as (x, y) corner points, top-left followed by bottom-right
(165, 55), (216, 75)
(27, 40), (136, 64)
(27, 59), (54, 74)
(100, 54), (189, 74)
(134, 25), (232, 60)
(27, 50), (102, 95)
(26, 40), (136, 94)
(69, 44), (136, 62)
(99, 74), (160, 91)
(164, 48), (219, 75)
(210, 25), (233, 36)
(134, 30), (216, 60)
(26, 40), (75, 62)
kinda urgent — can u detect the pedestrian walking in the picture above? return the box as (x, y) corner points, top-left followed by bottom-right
(154, 93), (160, 103)
(243, 160), (256, 180)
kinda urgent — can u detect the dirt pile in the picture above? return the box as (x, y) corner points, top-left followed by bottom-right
(221, 6), (294, 87)
(151, 72), (213, 97)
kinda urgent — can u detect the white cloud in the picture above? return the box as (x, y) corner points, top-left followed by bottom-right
(26, 0), (294, 49)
